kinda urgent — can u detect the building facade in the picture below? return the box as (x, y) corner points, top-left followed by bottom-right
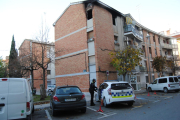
(54, 0), (174, 91)
(19, 39), (55, 90)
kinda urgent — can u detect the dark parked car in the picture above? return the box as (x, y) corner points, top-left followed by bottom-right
(50, 85), (86, 116)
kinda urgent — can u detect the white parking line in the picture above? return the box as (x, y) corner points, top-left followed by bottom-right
(45, 110), (52, 120)
(87, 107), (117, 119)
(97, 113), (117, 119)
(164, 96), (172, 99)
(153, 100), (161, 103)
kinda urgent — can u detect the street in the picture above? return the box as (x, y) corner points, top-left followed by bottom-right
(33, 91), (180, 120)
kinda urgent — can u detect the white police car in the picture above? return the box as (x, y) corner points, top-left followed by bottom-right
(94, 80), (135, 107)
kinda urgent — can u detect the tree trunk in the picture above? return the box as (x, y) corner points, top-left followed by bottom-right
(40, 84), (46, 100)
(43, 68), (47, 97)
(30, 69), (34, 89)
(123, 74), (126, 81)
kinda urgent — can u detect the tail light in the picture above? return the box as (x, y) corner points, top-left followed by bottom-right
(81, 94), (85, 100)
(53, 96), (60, 102)
(168, 84), (170, 87)
(26, 102), (30, 112)
(2, 79), (7, 81)
(108, 88), (111, 95)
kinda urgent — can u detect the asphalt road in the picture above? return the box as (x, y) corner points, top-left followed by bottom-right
(32, 91), (180, 120)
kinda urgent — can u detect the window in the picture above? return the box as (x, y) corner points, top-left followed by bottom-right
(104, 83), (109, 89)
(149, 47), (151, 54)
(111, 83), (131, 90)
(169, 77), (174, 82)
(158, 37), (160, 44)
(87, 10), (92, 20)
(47, 70), (51, 75)
(112, 16), (116, 25)
(137, 76), (140, 82)
(146, 76), (149, 83)
(155, 49), (157, 56)
(174, 77), (178, 82)
(159, 78), (167, 83)
(152, 80), (157, 84)
(153, 35), (155, 42)
(57, 87), (81, 95)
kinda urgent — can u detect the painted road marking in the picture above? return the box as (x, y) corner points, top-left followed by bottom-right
(87, 107), (117, 119)
(153, 100), (161, 103)
(45, 110), (52, 120)
(131, 105), (143, 110)
(97, 113), (117, 119)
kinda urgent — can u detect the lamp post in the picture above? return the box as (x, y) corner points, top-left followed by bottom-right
(146, 35), (152, 83)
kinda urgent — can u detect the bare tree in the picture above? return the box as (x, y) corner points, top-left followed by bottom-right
(19, 49), (40, 89)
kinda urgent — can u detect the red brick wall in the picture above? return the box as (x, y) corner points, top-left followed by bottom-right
(56, 75), (89, 92)
(93, 5), (117, 86)
(54, 4), (89, 92)
(55, 4), (86, 40)
(19, 40), (30, 56)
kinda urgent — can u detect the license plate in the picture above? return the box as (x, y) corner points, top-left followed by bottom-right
(171, 86), (175, 88)
(65, 98), (76, 102)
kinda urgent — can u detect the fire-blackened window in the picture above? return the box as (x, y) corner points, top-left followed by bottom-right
(87, 10), (92, 20)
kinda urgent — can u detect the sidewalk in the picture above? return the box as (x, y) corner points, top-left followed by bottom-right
(34, 88), (147, 110)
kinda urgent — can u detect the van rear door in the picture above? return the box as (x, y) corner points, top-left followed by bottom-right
(0, 78), (9, 120)
(8, 78), (27, 119)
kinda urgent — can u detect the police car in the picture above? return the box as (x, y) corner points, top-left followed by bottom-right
(94, 80), (135, 107)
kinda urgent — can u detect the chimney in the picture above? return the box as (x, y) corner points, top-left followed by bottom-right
(166, 29), (170, 35)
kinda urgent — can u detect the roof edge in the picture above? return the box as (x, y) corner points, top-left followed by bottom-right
(125, 14), (174, 39)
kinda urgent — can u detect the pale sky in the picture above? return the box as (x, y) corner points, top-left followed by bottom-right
(0, 0), (180, 59)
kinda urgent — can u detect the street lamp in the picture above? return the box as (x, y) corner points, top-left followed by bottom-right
(146, 35), (152, 83)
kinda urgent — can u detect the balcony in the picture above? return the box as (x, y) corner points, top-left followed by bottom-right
(166, 55), (173, 60)
(161, 43), (173, 49)
(139, 66), (147, 72)
(124, 24), (143, 41)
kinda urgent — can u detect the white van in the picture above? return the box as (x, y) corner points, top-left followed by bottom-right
(0, 78), (34, 120)
(147, 76), (179, 93)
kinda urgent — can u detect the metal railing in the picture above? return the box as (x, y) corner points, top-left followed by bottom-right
(124, 24), (143, 40)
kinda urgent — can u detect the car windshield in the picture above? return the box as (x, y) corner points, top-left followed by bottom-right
(111, 83), (131, 90)
(56, 87), (81, 95)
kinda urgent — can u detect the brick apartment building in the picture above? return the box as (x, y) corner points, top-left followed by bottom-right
(53, 0), (175, 91)
(19, 39), (55, 90)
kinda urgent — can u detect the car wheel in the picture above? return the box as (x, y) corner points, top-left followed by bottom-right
(148, 87), (152, 92)
(81, 107), (86, 113)
(95, 94), (99, 102)
(52, 106), (56, 116)
(127, 102), (133, 106)
(164, 88), (168, 93)
(26, 113), (32, 120)
(32, 105), (34, 114)
(103, 97), (108, 108)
